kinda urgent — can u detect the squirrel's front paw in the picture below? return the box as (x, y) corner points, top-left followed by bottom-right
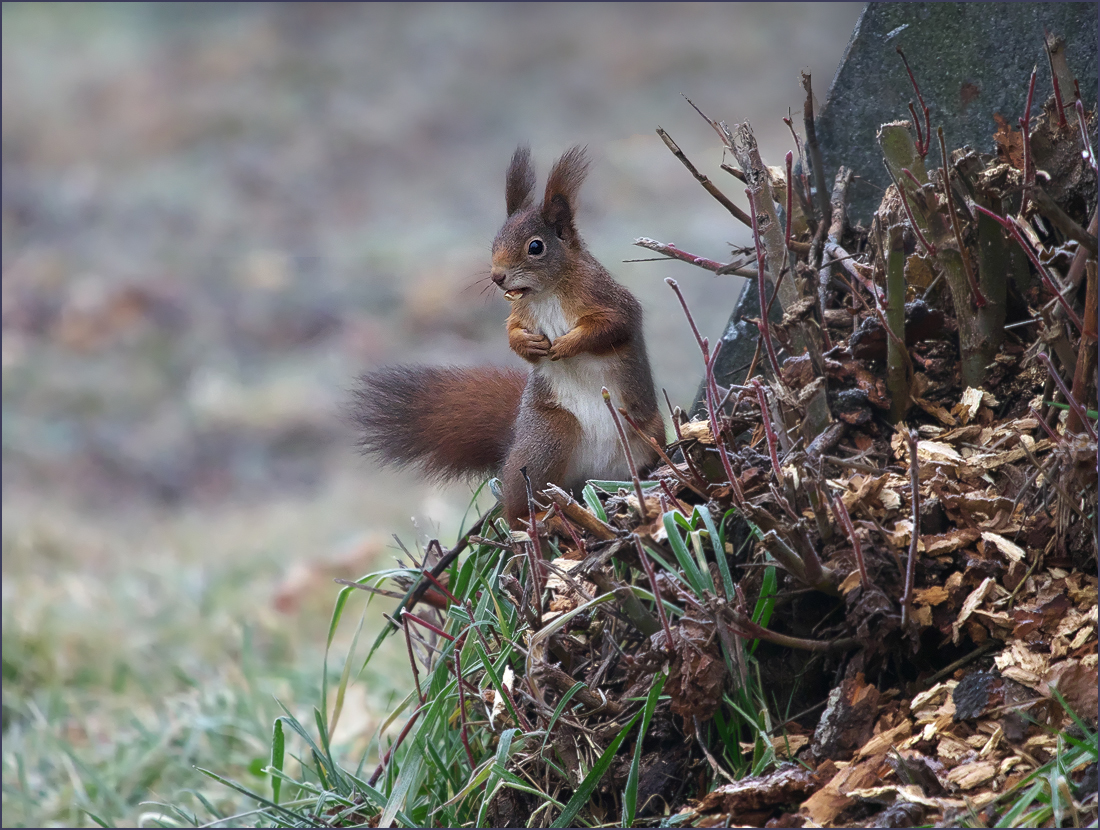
(547, 337), (578, 361)
(518, 330), (551, 360)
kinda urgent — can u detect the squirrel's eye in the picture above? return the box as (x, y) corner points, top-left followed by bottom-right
(527, 239), (545, 256)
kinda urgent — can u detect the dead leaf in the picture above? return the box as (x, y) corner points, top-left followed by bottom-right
(1047, 660), (1099, 723)
(993, 113), (1025, 169)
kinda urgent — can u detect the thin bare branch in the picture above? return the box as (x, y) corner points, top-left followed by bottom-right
(657, 126), (752, 227)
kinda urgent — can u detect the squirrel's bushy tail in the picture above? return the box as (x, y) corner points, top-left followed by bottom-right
(353, 365), (527, 481)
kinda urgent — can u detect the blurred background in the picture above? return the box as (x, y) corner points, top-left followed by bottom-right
(2, 3), (862, 824)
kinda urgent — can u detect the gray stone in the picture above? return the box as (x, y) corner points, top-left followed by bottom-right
(693, 2), (1097, 410)
(816, 2), (1098, 223)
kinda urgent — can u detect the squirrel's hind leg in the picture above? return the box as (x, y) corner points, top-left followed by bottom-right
(501, 405), (581, 530)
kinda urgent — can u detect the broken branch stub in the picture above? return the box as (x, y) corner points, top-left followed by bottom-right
(728, 120), (834, 444)
(878, 121), (1005, 389)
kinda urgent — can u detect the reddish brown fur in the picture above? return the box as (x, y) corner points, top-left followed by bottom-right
(356, 146), (665, 528)
(354, 366), (526, 481)
(501, 384), (583, 525)
(504, 146), (536, 216)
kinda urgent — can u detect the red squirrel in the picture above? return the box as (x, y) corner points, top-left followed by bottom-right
(354, 146), (665, 527)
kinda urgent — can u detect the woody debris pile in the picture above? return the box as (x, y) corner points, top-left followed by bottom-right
(346, 36), (1096, 829)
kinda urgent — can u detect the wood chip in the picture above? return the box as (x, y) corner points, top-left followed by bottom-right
(980, 531), (1026, 562)
(855, 721), (913, 760)
(946, 759), (997, 789)
(678, 419), (714, 443)
(913, 586), (950, 606)
(994, 640), (1050, 690)
(922, 528), (981, 556)
(952, 577), (995, 644)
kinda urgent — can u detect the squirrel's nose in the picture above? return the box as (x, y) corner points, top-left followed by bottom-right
(490, 269), (506, 286)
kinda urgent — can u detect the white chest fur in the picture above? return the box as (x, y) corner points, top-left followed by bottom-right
(527, 295), (649, 485)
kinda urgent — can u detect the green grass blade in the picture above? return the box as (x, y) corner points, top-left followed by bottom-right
(270, 718), (286, 805)
(458, 478), (491, 537)
(328, 603), (367, 740)
(540, 681), (587, 752)
(551, 708), (644, 828)
(440, 756), (495, 809)
(623, 670), (668, 827)
(582, 484), (608, 522)
(1045, 400), (1099, 418)
(271, 701), (331, 782)
(474, 728), (522, 826)
(688, 529), (715, 591)
(999, 778), (1046, 826)
(82, 810), (111, 828)
(195, 767), (305, 825)
(312, 706), (347, 796)
(589, 479), (660, 491)
(696, 506), (735, 600)
(475, 567), (515, 641)
(748, 566), (778, 654)
(380, 751), (423, 828)
(662, 512), (707, 596)
(473, 641), (523, 728)
(627, 585), (684, 620)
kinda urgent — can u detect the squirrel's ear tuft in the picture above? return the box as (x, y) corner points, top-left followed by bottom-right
(505, 145), (536, 216)
(542, 145), (589, 243)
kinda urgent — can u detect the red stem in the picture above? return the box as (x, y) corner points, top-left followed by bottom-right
(638, 239), (730, 272)
(659, 478), (689, 514)
(746, 188), (783, 378)
(368, 704), (424, 786)
(1020, 66), (1037, 210)
(603, 388), (649, 522)
(751, 379), (785, 487)
(704, 342), (745, 506)
(832, 494), (869, 589)
(937, 127), (987, 308)
(897, 170), (937, 256)
(1037, 352), (1097, 440)
(1029, 406), (1065, 445)
(418, 566), (460, 608)
(401, 608), (455, 642)
(665, 277), (709, 362)
(783, 116), (814, 227)
(453, 640), (477, 770)
(619, 405), (709, 497)
(402, 614), (425, 703)
(897, 47), (930, 157)
(908, 101), (925, 157)
(969, 204), (1083, 331)
(667, 277), (744, 504)
(634, 534), (675, 655)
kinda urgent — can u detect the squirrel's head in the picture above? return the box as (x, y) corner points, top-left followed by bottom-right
(490, 145), (590, 302)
